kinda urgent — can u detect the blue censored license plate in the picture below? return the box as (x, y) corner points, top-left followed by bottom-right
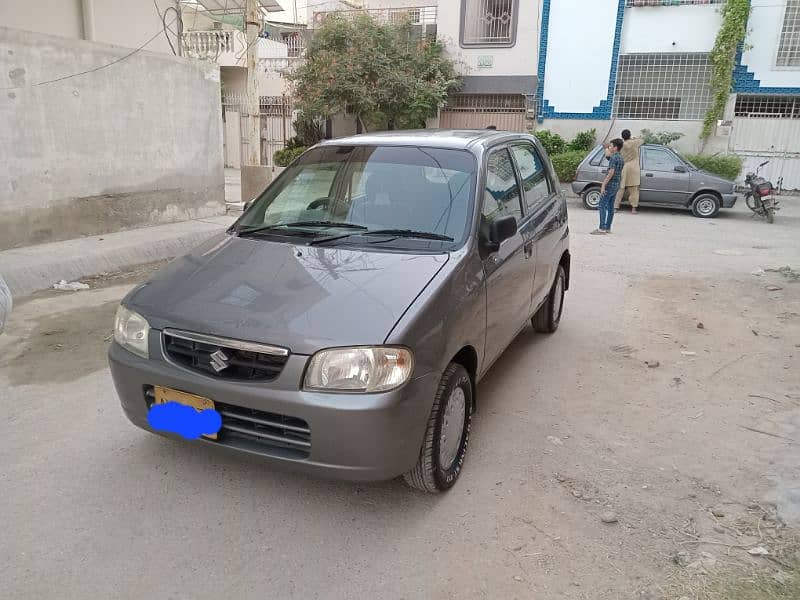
(153, 385), (218, 440)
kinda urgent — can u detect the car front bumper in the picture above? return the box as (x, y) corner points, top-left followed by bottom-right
(721, 193), (737, 208)
(108, 340), (438, 481)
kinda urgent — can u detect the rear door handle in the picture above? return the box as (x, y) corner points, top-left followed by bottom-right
(645, 173), (654, 177)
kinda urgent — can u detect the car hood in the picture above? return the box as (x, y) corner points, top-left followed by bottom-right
(125, 234), (450, 355)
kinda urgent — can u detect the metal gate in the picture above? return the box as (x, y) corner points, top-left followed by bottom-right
(731, 95), (800, 191)
(440, 94), (527, 131)
(221, 94), (295, 168)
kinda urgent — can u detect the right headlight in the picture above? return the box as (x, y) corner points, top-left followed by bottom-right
(304, 346), (414, 393)
(113, 304), (150, 358)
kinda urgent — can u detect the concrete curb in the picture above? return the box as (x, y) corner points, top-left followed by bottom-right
(1, 216), (237, 298)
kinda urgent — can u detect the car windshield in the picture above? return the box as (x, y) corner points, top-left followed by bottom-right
(234, 145), (477, 249)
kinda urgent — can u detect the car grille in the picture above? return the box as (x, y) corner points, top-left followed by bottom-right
(162, 329), (289, 381)
(144, 386), (311, 459)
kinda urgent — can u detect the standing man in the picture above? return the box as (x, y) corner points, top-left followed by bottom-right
(615, 129), (644, 214)
(592, 139), (624, 235)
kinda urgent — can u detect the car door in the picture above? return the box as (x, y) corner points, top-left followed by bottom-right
(480, 147), (534, 367)
(509, 142), (563, 311)
(640, 146), (691, 205)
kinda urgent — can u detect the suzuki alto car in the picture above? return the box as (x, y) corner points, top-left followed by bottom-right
(109, 130), (571, 492)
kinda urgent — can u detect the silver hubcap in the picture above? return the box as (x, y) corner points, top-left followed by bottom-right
(553, 275), (564, 321)
(697, 198), (715, 216)
(439, 387), (466, 470)
(585, 191), (600, 208)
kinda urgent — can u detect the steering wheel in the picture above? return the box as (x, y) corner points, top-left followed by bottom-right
(306, 197), (329, 210)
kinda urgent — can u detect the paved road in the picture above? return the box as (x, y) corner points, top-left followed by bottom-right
(2, 197), (798, 599)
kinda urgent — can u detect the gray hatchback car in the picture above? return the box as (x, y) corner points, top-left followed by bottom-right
(571, 144), (737, 218)
(109, 130), (570, 492)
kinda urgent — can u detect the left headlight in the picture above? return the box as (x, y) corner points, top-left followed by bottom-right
(304, 346), (414, 393)
(113, 304), (150, 358)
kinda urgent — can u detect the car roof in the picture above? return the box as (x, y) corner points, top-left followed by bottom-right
(318, 129), (531, 151)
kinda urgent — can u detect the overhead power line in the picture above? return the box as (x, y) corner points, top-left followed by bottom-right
(2, 19), (177, 91)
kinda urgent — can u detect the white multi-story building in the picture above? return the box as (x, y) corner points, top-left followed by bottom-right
(437, 0), (800, 188)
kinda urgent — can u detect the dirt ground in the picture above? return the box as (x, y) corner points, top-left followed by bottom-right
(1, 197), (798, 599)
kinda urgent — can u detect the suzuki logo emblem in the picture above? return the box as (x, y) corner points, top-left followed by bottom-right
(209, 349), (230, 373)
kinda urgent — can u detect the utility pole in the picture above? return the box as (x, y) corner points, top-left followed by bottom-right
(241, 0), (270, 203)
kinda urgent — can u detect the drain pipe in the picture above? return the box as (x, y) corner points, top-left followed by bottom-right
(81, 0), (96, 41)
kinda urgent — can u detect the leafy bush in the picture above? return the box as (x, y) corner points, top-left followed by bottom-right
(293, 112), (325, 147)
(534, 130), (567, 156)
(641, 129), (684, 146)
(274, 146), (307, 167)
(550, 150), (585, 183)
(683, 153), (743, 181)
(567, 129), (597, 152)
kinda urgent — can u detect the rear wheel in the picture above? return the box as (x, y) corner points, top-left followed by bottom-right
(533, 265), (566, 334)
(581, 187), (601, 210)
(404, 363), (472, 493)
(766, 204), (775, 224)
(691, 193), (721, 218)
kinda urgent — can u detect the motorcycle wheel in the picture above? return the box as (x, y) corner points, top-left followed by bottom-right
(766, 205), (774, 224)
(745, 193), (760, 213)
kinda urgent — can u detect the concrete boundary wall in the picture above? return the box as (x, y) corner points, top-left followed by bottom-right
(0, 27), (225, 249)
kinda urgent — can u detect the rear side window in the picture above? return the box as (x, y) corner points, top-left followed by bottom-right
(510, 143), (551, 213)
(589, 148), (609, 167)
(482, 149), (523, 224)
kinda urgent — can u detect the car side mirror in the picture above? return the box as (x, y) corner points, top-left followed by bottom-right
(486, 215), (518, 252)
(674, 165), (687, 173)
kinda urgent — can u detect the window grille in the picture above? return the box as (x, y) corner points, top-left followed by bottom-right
(734, 94), (800, 118)
(626, 0), (725, 6)
(613, 53), (713, 119)
(444, 94), (526, 113)
(777, 0), (800, 68)
(461, 0), (517, 46)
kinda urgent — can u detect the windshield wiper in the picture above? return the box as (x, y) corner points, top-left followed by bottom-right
(236, 221), (366, 237)
(363, 229), (454, 241)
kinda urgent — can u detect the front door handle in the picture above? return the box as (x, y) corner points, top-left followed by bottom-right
(645, 173), (654, 177)
(523, 240), (534, 259)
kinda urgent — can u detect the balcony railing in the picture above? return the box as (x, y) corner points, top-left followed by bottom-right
(182, 30), (246, 66)
(260, 57), (305, 75)
(312, 6), (437, 27)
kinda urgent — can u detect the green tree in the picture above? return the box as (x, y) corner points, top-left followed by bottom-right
(288, 15), (461, 131)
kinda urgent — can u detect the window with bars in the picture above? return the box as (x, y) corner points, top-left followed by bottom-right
(777, 0), (800, 68)
(734, 94), (800, 118)
(626, 0), (725, 6)
(613, 53), (713, 120)
(460, 0), (518, 47)
(444, 94), (526, 112)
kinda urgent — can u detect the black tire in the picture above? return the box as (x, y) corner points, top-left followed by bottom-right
(404, 363), (472, 493)
(745, 192), (759, 213)
(691, 193), (721, 218)
(533, 265), (566, 334)
(766, 206), (774, 224)
(581, 187), (601, 210)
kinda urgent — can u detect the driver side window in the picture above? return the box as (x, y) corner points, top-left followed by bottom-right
(643, 148), (681, 172)
(481, 149), (523, 225)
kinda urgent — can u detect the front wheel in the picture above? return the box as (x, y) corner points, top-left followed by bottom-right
(691, 193), (721, 218)
(745, 192), (760, 213)
(404, 363), (473, 493)
(533, 265), (566, 333)
(581, 188), (601, 210)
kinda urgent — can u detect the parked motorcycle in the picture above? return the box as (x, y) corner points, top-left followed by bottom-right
(744, 161), (778, 224)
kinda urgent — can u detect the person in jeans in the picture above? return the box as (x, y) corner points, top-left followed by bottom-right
(614, 129), (644, 213)
(592, 139), (624, 235)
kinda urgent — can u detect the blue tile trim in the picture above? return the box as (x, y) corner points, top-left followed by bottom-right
(537, 0), (626, 121)
(732, 47), (800, 95)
